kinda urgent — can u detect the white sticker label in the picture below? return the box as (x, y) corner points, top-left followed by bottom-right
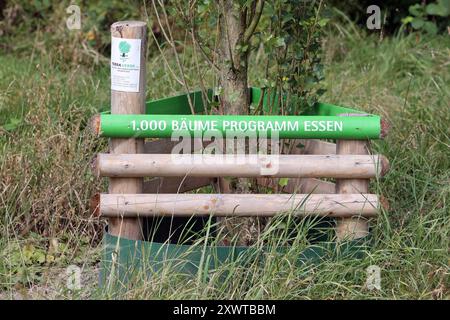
(111, 37), (141, 92)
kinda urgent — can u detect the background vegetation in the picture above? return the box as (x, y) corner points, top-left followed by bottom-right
(0, 1), (448, 299)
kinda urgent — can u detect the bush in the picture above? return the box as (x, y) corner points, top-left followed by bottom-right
(402, 0), (450, 34)
(329, 0), (449, 34)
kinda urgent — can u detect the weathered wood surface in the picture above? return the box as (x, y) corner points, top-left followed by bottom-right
(108, 21), (147, 240)
(95, 193), (380, 217)
(95, 154), (389, 178)
(335, 140), (371, 240)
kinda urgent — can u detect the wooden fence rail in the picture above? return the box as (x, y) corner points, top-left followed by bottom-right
(92, 19), (391, 243)
(93, 193), (381, 218)
(94, 154), (389, 179)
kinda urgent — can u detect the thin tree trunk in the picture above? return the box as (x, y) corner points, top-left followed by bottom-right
(216, 0), (266, 246)
(218, 1), (249, 114)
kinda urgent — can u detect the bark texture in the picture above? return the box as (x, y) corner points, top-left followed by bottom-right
(216, 0), (265, 246)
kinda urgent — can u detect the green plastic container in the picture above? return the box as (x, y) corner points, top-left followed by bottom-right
(100, 230), (370, 288)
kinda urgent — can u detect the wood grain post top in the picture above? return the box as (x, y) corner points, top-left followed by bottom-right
(380, 118), (390, 139)
(112, 21), (147, 27)
(89, 114), (101, 136)
(90, 193), (100, 217)
(380, 155), (390, 176)
(111, 21), (147, 38)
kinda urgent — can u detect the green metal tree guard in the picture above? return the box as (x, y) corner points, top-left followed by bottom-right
(97, 114), (382, 139)
(98, 88), (380, 288)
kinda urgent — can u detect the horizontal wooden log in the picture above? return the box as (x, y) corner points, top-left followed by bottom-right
(143, 177), (213, 193)
(94, 154), (389, 178)
(94, 193), (380, 217)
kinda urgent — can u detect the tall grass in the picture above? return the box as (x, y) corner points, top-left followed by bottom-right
(0, 21), (449, 299)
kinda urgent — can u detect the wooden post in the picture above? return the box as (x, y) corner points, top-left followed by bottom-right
(335, 140), (370, 240)
(109, 21), (147, 240)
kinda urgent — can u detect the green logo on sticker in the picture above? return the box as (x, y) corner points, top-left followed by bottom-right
(119, 41), (131, 57)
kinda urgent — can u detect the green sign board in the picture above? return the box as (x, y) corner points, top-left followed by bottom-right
(98, 114), (382, 139)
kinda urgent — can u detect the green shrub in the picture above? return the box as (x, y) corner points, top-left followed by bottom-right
(329, 0), (418, 32)
(329, 0), (449, 34)
(402, 0), (450, 34)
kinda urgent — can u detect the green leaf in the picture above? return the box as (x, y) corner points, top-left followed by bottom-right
(411, 18), (425, 29)
(278, 178), (289, 187)
(426, 2), (450, 16)
(401, 16), (414, 25)
(35, 251), (46, 264)
(318, 18), (330, 27)
(22, 244), (35, 264)
(409, 4), (424, 17)
(423, 21), (438, 34)
(275, 37), (285, 47)
(282, 13), (294, 24)
(2, 118), (22, 131)
(439, 0), (450, 14)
